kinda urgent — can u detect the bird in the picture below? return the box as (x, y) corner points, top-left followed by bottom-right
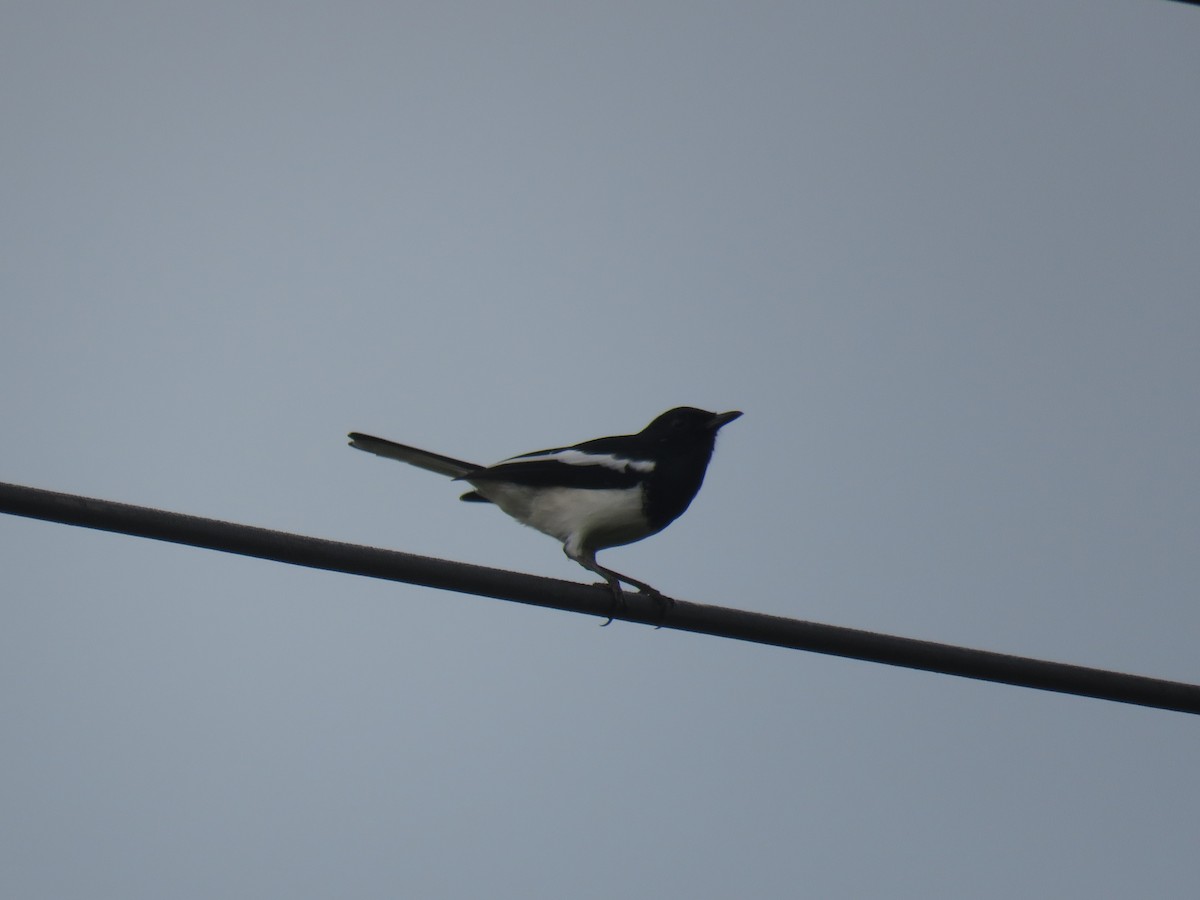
(348, 407), (742, 624)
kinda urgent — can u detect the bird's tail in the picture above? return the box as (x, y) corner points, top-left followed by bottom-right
(347, 432), (479, 479)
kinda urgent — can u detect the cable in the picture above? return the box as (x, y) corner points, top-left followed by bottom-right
(2, 479), (1197, 715)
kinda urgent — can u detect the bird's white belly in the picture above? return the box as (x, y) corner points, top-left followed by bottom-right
(471, 483), (651, 550)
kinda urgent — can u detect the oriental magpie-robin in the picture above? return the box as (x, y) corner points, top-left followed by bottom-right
(348, 407), (741, 623)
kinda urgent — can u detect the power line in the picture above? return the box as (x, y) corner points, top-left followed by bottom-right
(2, 479), (1197, 715)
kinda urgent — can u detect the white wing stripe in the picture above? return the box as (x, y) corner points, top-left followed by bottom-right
(508, 449), (655, 473)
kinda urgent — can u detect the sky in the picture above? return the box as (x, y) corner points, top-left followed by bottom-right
(2, 1), (1198, 897)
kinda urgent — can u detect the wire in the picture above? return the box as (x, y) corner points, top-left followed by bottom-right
(2, 479), (1197, 715)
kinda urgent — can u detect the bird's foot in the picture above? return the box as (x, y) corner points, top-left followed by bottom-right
(594, 581), (627, 627)
(637, 586), (674, 628)
(591, 581), (671, 628)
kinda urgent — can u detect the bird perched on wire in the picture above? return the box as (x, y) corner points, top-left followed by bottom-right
(348, 407), (742, 624)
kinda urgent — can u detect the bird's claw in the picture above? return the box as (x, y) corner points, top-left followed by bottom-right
(639, 588), (674, 628)
(592, 581), (625, 626)
(592, 582), (673, 628)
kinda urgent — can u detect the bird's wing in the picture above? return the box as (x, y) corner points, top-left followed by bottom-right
(464, 443), (652, 490)
(347, 432), (479, 478)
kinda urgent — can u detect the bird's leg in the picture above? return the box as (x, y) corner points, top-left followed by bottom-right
(603, 567), (674, 628)
(567, 548), (673, 627)
(582, 564), (630, 627)
(568, 549), (627, 625)
(598, 573), (625, 627)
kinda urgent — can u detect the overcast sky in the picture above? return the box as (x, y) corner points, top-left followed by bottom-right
(3, 2), (1199, 898)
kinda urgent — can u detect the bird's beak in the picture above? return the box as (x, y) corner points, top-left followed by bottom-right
(708, 410), (743, 430)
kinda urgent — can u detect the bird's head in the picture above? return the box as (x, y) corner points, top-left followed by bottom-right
(640, 407), (743, 445)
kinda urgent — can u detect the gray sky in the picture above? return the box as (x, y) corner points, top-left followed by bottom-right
(3, 2), (1198, 897)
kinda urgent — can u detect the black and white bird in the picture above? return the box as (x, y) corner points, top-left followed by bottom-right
(348, 407), (742, 622)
